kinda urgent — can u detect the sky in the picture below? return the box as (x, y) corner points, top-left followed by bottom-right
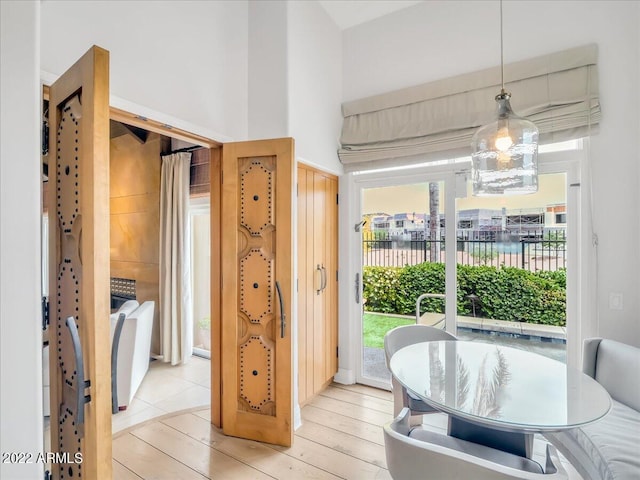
(363, 172), (566, 215)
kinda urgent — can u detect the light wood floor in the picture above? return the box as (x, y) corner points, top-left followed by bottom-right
(112, 383), (395, 479)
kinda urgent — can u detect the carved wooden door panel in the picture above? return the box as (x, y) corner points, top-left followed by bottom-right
(47, 46), (112, 479)
(220, 138), (294, 447)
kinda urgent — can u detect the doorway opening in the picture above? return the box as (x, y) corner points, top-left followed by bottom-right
(190, 197), (211, 359)
(354, 160), (575, 389)
(40, 111), (216, 448)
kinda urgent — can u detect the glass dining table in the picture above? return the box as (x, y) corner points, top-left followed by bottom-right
(389, 340), (611, 458)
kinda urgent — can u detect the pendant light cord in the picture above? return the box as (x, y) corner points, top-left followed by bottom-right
(500, 0), (505, 94)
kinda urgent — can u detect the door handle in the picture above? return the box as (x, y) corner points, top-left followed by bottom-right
(111, 312), (126, 414)
(65, 316), (91, 436)
(320, 265), (327, 292)
(315, 264), (322, 295)
(355, 273), (360, 304)
(275, 281), (286, 338)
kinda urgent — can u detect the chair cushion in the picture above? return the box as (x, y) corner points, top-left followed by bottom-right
(594, 340), (640, 411)
(563, 399), (640, 480)
(409, 427), (543, 474)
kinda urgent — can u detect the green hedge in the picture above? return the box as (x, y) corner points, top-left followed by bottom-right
(363, 263), (566, 326)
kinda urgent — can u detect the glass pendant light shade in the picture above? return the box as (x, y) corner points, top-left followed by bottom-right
(471, 91), (539, 196)
(471, 0), (539, 196)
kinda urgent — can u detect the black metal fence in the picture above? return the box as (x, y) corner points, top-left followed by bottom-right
(362, 230), (566, 272)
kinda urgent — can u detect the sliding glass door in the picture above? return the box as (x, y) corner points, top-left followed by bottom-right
(355, 170), (456, 389)
(352, 151), (580, 389)
(453, 171), (569, 363)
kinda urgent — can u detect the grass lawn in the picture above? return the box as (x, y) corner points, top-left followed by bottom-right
(363, 312), (415, 349)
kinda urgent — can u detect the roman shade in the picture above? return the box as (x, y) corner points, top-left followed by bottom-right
(339, 44), (600, 172)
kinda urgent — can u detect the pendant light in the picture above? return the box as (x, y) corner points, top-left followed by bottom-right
(471, 0), (538, 196)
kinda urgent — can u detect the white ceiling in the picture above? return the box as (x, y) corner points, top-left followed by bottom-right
(318, 0), (424, 30)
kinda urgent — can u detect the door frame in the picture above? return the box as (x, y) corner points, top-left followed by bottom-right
(42, 82), (224, 442)
(107, 109), (225, 427)
(349, 164), (457, 389)
(343, 148), (586, 391)
(45, 80), (302, 435)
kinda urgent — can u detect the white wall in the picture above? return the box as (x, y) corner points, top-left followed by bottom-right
(246, 0), (343, 173)
(341, 0), (640, 346)
(0, 1), (44, 478)
(41, 0), (249, 142)
(248, 0), (289, 139)
(288, 1), (343, 173)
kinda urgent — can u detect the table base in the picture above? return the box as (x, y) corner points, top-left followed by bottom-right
(448, 417), (534, 459)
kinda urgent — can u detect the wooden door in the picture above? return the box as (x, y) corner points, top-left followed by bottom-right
(325, 176), (339, 378)
(47, 46), (112, 479)
(312, 172), (327, 393)
(220, 138), (294, 447)
(297, 165), (339, 405)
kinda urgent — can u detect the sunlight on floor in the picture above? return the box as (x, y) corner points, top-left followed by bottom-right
(112, 355), (210, 434)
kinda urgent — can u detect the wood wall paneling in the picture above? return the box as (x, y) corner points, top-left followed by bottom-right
(110, 131), (169, 355)
(297, 169), (309, 403)
(313, 173), (327, 394)
(297, 165), (338, 406)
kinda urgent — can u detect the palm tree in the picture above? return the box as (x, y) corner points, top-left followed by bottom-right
(429, 182), (440, 262)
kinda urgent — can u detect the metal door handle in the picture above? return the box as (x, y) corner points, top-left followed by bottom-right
(111, 312), (126, 413)
(275, 281), (286, 338)
(355, 273), (360, 304)
(315, 264), (322, 295)
(320, 265), (327, 292)
(65, 316), (91, 435)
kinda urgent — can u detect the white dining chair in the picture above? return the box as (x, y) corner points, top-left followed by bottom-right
(384, 324), (456, 418)
(384, 408), (568, 480)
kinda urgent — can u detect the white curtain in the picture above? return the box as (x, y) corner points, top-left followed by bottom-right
(159, 152), (193, 365)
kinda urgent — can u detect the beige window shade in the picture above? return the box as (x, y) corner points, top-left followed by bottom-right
(339, 44), (600, 173)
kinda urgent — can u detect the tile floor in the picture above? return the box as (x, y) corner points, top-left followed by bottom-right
(112, 354), (211, 434)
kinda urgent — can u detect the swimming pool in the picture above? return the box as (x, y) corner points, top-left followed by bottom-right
(456, 327), (566, 363)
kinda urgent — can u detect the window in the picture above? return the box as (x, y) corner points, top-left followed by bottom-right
(190, 199), (210, 357)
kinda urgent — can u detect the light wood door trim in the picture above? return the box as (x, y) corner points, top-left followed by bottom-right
(48, 45), (111, 479)
(109, 107), (220, 148)
(297, 167), (313, 404)
(313, 172), (327, 393)
(328, 177), (339, 376)
(209, 146), (222, 428)
(220, 138), (294, 447)
(45, 85), (220, 149)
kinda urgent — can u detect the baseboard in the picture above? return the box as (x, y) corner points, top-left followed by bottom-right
(333, 368), (355, 385)
(293, 403), (302, 430)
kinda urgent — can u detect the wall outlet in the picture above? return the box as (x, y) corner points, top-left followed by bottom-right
(609, 293), (623, 311)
